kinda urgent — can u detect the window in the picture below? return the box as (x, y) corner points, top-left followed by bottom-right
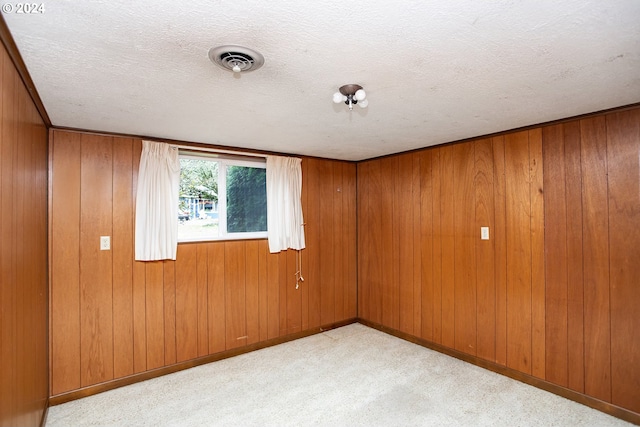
(178, 151), (267, 242)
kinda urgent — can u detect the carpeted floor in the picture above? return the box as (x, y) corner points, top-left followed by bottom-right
(46, 323), (631, 426)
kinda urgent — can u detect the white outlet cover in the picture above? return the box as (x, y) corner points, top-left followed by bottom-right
(481, 227), (490, 240)
(100, 236), (111, 250)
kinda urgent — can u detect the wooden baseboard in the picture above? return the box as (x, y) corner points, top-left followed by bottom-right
(357, 318), (640, 426)
(49, 318), (357, 406)
(39, 397), (49, 427)
(48, 317), (638, 425)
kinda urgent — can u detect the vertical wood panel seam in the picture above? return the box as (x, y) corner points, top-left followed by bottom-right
(501, 139), (506, 365)
(111, 140), (115, 378)
(527, 131), (534, 374)
(576, 125), (586, 393)
(130, 146), (135, 373)
(174, 261), (178, 360)
(436, 152), (441, 342)
(473, 142), (478, 352)
(493, 140), (498, 362)
(562, 130), (570, 385)
(604, 115), (613, 399)
(78, 139), (82, 386)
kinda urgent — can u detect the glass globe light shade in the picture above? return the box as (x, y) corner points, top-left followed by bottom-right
(358, 99), (369, 108)
(354, 89), (366, 101)
(333, 92), (344, 104)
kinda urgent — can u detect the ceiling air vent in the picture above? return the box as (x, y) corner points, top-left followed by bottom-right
(208, 45), (265, 73)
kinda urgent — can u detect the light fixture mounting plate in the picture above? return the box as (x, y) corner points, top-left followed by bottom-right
(338, 84), (363, 96)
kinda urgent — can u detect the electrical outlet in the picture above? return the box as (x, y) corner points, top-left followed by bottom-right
(100, 236), (111, 250)
(481, 227), (489, 240)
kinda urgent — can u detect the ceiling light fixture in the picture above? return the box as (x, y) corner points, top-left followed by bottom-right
(333, 84), (368, 111)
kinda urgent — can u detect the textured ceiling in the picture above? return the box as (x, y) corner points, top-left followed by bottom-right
(4, 1), (640, 160)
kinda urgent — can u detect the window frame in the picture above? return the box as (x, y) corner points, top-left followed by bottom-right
(178, 150), (267, 243)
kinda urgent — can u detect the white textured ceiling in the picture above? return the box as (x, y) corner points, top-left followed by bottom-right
(4, 1), (640, 160)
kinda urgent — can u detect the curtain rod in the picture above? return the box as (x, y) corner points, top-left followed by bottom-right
(168, 143), (268, 160)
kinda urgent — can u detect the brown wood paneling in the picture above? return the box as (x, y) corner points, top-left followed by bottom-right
(420, 151), (434, 342)
(145, 262), (164, 369)
(285, 249), (301, 335)
(353, 108), (640, 417)
(453, 142), (477, 355)
(357, 161), (370, 321)
(377, 158), (393, 327)
(368, 160), (384, 324)
(492, 136), (507, 366)
(504, 130), (532, 374)
(278, 251), (288, 335)
(563, 122), (584, 391)
(411, 155), (422, 337)
(333, 162), (345, 322)
(48, 130), (357, 402)
(175, 244), (197, 362)
(300, 160), (310, 330)
(132, 259), (147, 373)
(388, 157), (401, 330)
(245, 240), (260, 345)
(305, 158), (321, 329)
(607, 110), (640, 413)
(196, 244), (208, 356)
(319, 160), (336, 325)
(474, 138), (496, 362)
(397, 154), (415, 335)
(207, 243), (226, 353)
(0, 43), (48, 425)
(440, 145), (455, 348)
(580, 115), (611, 403)
(529, 128), (545, 380)
(50, 131), (81, 394)
(131, 139), (147, 374)
(112, 137), (134, 379)
(345, 163), (358, 319)
(163, 261), (177, 365)
(258, 240), (269, 341)
(431, 149), (443, 344)
(14, 83), (26, 424)
(225, 241), (247, 348)
(0, 50), (16, 422)
(79, 134), (114, 387)
(543, 124), (568, 387)
(266, 249), (280, 339)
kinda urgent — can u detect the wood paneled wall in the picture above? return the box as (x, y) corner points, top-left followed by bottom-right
(49, 130), (357, 395)
(0, 42), (49, 426)
(357, 108), (640, 414)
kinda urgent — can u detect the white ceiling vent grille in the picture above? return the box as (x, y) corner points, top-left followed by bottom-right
(208, 45), (265, 73)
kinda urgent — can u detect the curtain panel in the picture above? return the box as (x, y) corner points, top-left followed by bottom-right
(266, 155), (305, 253)
(135, 141), (180, 261)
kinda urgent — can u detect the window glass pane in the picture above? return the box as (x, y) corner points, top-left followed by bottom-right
(226, 165), (267, 233)
(178, 158), (219, 240)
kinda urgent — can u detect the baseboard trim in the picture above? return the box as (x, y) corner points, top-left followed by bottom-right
(49, 318), (357, 406)
(357, 318), (640, 426)
(39, 397), (49, 427)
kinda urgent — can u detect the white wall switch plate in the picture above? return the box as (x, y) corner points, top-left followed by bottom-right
(481, 227), (489, 240)
(100, 236), (111, 250)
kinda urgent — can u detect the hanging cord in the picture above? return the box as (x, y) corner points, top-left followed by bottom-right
(294, 249), (305, 289)
(294, 223), (306, 289)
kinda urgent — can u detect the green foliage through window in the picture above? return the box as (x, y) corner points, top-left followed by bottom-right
(177, 153), (267, 241)
(227, 166), (267, 233)
(179, 159), (218, 201)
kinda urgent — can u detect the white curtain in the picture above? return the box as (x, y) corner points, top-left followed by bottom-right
(266, 155), (305, 253)
(135, 141), (180, 261)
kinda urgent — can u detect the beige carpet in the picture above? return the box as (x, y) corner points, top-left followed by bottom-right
(46, 323), (631, 426)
